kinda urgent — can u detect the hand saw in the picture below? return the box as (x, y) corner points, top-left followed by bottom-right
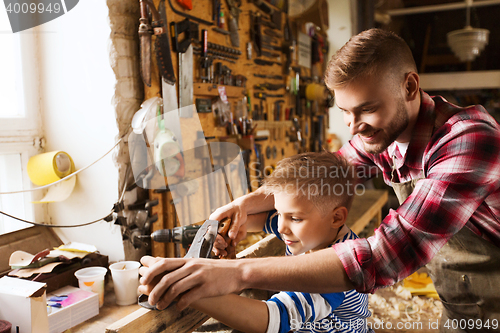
(138, 0), (152, 87)
(145, 0), (176, 85)
(138, 219), (219, 310)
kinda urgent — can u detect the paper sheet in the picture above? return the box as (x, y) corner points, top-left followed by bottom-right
(8, 262), (64, 278)
(32, 175), (76, 203)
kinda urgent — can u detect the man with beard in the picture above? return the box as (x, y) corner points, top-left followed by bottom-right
(139, 29), (500, 332)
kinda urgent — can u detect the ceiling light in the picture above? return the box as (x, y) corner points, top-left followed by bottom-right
(447, 0), (489, 62)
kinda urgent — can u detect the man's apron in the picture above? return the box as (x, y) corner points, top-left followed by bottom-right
(391, 163), (500, 332)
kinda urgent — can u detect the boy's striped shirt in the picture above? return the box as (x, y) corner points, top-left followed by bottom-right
(263, 210), (374, 333)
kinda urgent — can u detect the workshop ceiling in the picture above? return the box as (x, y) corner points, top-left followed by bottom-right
(374, 0), (500, 73)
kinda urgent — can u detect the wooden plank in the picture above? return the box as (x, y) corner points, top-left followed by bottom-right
(236, 234), (285, 259)
(346, 190), (388, 235)
(105, 307), (209, 333)
(106, 235), (284, 333)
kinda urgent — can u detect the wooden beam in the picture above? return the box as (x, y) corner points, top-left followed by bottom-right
(105, 307), (209, 333)
(236, 234), (285, 259)
(106, 234), (285, 333)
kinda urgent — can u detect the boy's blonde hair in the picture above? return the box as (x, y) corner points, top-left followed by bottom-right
(324, 28), (417, 91)
(262, 152), (354, 215)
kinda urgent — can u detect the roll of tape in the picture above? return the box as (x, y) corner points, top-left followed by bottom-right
(27, 151), (75, 186)
(305, 83), (325, 101)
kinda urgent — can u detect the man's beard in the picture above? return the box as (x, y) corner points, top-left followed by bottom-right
(363, 99), (409, 154)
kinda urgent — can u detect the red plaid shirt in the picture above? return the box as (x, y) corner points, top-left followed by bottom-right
(336, 90), (500, 293)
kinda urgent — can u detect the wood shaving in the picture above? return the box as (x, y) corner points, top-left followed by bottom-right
(368, 282), (443, 331)
(235, 232), (266, 253)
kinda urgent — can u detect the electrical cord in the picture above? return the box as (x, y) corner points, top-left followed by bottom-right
(0, 209), (113, 228)
(0, 130), (134, 228)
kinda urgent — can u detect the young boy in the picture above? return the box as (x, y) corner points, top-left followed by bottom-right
(142, 152), (373, 333)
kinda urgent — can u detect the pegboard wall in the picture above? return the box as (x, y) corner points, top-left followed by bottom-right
(139, 0), (332, 257)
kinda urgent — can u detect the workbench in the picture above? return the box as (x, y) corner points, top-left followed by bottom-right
(71, 280), (141, 332)
(346, 189), (389, 236)
(72, 190), (387, 332)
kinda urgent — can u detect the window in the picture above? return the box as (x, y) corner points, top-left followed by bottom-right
(0, 11), (43, 235)
(0, 148), (39, 234)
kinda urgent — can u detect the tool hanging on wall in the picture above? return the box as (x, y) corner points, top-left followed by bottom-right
(253, 0), (273, 15)
(274, 100), (285, 120)
(254, 83), (285, 91)
(283, 41), (294, 75)
(195, 98), (212, 113)
(253, 73), (283, 80)
(260, 34), (278, 45)
(176, 0), (192, 10)
(253, 58), (280, 66)
(170, 18), (199, 53)
(213, 0), (218, 21)
(199, 29), (211, 83)
(171, 18), (199, 114)
(261, 42), (282, 52)
(264, 28), (282, 38)
(179, 44), (194, 114)
(253, 92), (284, 99)
(260, 50), (280, 59)
(138, 0), (153, 87)
(193, 41), (241, 63)
(158, 1), (182, 160)
(212, 26), (231, 36)
(225, 0), (241, 47)
(254, 143), (265, 184)
(142, 0), (176, 85)
(167, 0), (213, 25)
(193, 49), (236, 64)
(250, 11), (259, 55)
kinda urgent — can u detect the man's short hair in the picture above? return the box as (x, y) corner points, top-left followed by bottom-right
(262, 152), (354, 215)
(324, 28), (417, 90)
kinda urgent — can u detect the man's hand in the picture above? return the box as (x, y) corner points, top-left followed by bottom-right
(138, 255), (243, 310)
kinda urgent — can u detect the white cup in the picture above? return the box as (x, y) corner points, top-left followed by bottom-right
(74, 266), (108, 307)
(109, 261), (141, 306)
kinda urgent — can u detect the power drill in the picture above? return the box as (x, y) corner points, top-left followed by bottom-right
(138, 225), (201, 249)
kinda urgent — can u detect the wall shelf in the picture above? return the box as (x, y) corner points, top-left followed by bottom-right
(420, 70), (500, 91)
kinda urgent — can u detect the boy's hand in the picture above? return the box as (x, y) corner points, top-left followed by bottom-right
(210, 189), (275, 255)
(213, 223), (248, 257)
(210, 202), (249, 255)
